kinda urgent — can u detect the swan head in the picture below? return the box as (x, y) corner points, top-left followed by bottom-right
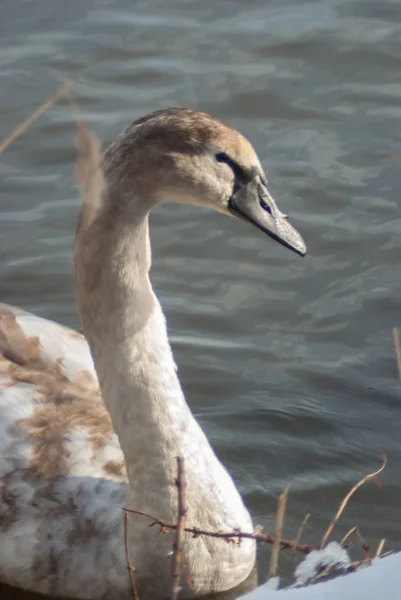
(104, 107), (306, 256)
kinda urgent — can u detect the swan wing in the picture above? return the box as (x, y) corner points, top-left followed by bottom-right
(0, 304), (129, 598)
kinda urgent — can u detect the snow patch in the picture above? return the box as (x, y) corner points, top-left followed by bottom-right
(241, 551), (401, 600)
(294, 542), (351, 586)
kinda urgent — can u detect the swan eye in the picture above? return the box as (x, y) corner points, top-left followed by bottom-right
(215, 153), (251, 190)
(215, 152), (242, 176)
(215, 152), (232, 164)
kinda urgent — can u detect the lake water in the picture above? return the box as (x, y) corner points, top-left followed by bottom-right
(1, 0), (401, 597)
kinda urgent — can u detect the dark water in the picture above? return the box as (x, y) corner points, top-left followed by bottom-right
(1, 0), (401, 597)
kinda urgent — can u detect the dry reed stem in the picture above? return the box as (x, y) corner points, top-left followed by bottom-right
(320, 452), (387, 549)
(310, 535), (373, 585)
(393, 328), (401, 379)
(340, 526), (357, 547)
(124, 510), (140, 600)
(268, 488), (288, 579)
(75, 117), (105, 231)
(0, 82), (72, 153)
(171, 457), (187, 600)
(379, 550), (394, 559)
(67, 89), (94, 142)
(66, 89), (80, 119)
(346, 551), (393, 574)
(310, 567), (335, 584)
(311, 550), (392, 585)
(375, 539), (385, 558)
(71, 91), (106, 233)
(292, 513), (310, 566)
(355, 528), (370, 560)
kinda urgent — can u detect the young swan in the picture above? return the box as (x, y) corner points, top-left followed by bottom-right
(0, 108), (306, 600)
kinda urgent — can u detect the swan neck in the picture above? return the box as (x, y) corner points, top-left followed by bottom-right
(76, 199), (197, 513)
(74, 186), (255, 594)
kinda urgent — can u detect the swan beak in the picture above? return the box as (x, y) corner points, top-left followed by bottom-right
(228, 176), (307, 256)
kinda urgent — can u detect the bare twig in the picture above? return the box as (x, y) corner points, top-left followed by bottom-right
(292, 513), (310, 565)
(268, 488), (288, 578)
(393, 328), (401, 380)
(375, 539), (385, 558)
(124, 508), (313, 554)
(124, 507), (312, 555)
(171, 457), (188, 600)
(0, 82), (72, 153)
(320, 453), (387, 549)
(124, 510), (140, 600)
(182, 554), (194, 591)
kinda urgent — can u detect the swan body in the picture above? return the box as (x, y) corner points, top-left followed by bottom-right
(0, 108), (306, 599)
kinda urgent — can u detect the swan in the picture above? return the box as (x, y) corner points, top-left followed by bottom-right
(0, 108), (306, 600)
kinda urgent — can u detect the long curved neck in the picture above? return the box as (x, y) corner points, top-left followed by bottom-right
(75, 193), (227, 517)
(75, 184), (255, 597)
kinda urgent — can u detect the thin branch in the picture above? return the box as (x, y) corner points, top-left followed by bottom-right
(182, 554), (194, 591)
(0, 82), (72, 153)
(320, 452), (387, 549)
(171, 457), (187, 600)
(123, 508), (312, 555)
(268, 488), (288, 578)
(393, 328), (401, 380)
(124, 510), (140, 600)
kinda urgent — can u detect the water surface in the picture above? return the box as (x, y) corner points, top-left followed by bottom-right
(1, 0), (401, 597)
